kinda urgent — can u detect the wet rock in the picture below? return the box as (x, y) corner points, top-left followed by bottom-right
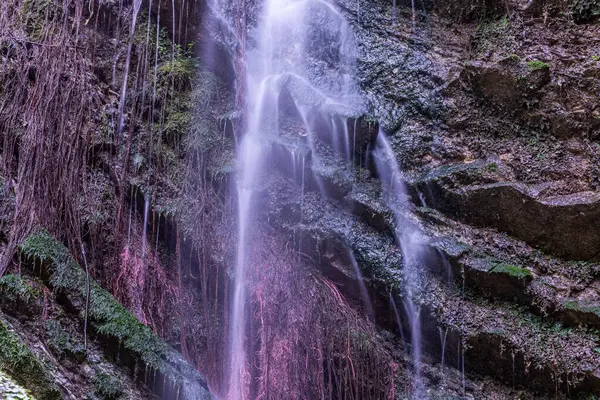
(410, 162), (600, 260)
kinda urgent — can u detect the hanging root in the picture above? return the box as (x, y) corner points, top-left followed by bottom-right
(239, 227), (400, 400)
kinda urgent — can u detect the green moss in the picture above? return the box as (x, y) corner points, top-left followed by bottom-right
(0, 318), (61, 399)
(20, 230), (172, 373)
(474, 17), (515, 57)
(526, 61), (550, 71)
(490, 262), (532, 280)
(93, 373), (122, 400)
(0, 274), (40, 303)
(571, 0), (600, 22)
(506, 54), (521, 63)
(44, 320), (85, 360)
(563, 299), (600, 315)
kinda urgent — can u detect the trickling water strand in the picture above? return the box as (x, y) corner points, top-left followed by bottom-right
(142, 194), (150, 257)
(411, 0), (417, 32)
(403, 298), (421, 387)
(438, 327), (448, 377)
(347, 247), (374, 320)
(462, 348), (466, 395)
(373, 131), (426, 394)
(392, 0), (397, 24)
(116, 0), (143, 140)
(353, 119), (357, 165)
(342, 118), (351, 161)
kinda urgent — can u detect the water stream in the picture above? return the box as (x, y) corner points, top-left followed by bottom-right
(373, 131), (427, 393)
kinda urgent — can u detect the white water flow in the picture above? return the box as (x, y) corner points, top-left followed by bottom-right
(229, 0), (364, 396)
(373, 131), (426, 393)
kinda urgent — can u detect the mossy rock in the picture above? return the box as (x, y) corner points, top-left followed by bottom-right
(526, 60), (550, 71)
(0, 370), (37, 400)
(490, 262), (533, 280)
(0, 274), (41, 303)
(0, 317), (61, 399)
(20, 230), (168, 370)
(44, 320), (86, 361)
(19, 230), (212, 400)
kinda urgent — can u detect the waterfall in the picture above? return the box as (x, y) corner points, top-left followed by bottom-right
(373, 130), (427, 393)
(228, 0), (365, 397)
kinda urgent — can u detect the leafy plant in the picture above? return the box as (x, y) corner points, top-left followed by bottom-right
(0, 274), (40, 303)
(571, 0), (600, 22)
(44, 319), (85, 360)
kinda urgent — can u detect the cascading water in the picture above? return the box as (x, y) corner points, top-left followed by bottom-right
(228, 0), (365, 397)
(373, 130), (427, 393)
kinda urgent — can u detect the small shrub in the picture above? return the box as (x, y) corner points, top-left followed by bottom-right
(486, 162), (499, 173)
(93, 373), (122, 400)
(571, 0), (600, 22)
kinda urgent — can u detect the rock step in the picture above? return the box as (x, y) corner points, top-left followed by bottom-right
(266, 173), (600, 396)
(270, 137), (600, 332)
(408, 159), (600, 261)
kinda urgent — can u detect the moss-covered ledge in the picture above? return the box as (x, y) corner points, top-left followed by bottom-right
(18, 230), (213, 400)
(0, 316), (61, 400)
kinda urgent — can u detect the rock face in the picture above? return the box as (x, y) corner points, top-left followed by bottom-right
(257, 0), (600, 396)
(1, 0), (599, 398)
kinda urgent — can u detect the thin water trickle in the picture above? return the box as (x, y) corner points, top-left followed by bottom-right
(353, 119), (357, 164)
(373, 130), (427, 393)
(142, 195), (150, 257)
(116, 0), (143, 139)
(389, 293), (406, 344)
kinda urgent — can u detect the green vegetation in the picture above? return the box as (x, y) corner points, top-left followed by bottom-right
(0, 318), (60, 399)
(474, 17), (515, 57)
(490, 262), (532, 280)
(0, 274), (40, 303)
(44, 320), (85, 360)
(485, 162), (499, 173)
(507, 54), (521, 63)
(526, 61), (550, 71)
(20, 230), (170, 372)
(93, 373), (122, 400)
(21, 0), (59, 41)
